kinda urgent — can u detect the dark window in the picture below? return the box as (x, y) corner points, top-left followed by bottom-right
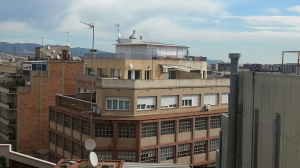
(56, 112), (63, 125)
(118, 124), (136, 138)
(210, 116), (221, 129)
(141, 149), (156, 163)
(179, 119), (192, 133)
(64, 115), (72, 128)
(161, 121), (175, 135)
(142, 123), (157, 138)
(73, 118), (81, 132)
(195, 117), (207, 131)
(95, 123), (113, 138)
(194, 141), (207, 154)
(82, 121), (90, 135)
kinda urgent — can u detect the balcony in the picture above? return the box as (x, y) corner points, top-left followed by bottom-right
(0, 100), (17, 110)
(0, 115), (16, 126)
(0, 130), (16, 141)
(96, 78), (230, 89)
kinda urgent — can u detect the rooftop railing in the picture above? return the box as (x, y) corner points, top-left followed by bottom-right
(85, 53), (207, 61)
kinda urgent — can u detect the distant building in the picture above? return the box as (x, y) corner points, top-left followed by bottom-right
(242, 63), (262, 71)
(217, 62), (231, 71)
(211, 64), (218, 71)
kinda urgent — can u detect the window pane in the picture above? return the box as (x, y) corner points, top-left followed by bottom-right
(125, 101), (130, 110)
(113, 100), (118, 109)
(107, 100), (112, 109)
(119, 101), (124, 109)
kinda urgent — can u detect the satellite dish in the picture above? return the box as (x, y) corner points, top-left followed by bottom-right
(27, 81), (30, 86)
(85, 139), (96, 151)
(47, 46), (50, 50)
(69, 52), (71, 55)
(89, 151), (98, 167)
(50, 55), (54, 59)
(68, 43), (70, 46)
(130, 63), (133, 68)
(52, 50), (55, 54)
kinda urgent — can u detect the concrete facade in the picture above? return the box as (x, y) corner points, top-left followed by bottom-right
(218, 71), (300, 168)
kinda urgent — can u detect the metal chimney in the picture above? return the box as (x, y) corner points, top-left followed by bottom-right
(227, 53), (240, 168)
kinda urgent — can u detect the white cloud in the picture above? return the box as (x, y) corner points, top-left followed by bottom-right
(0, 21), (40, 34)
(287, 5), (300, 14)
(264, 8), (280, 14)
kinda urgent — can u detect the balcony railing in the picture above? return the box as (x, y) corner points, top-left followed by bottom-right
(0, 130), (16, 141)
(0, 100), (17, 109)
(85, 53), (207, 61)
(8, 119), (16, 125)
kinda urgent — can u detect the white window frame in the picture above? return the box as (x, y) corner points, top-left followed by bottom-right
(137, 97), (156, 110)
(222, 93), (229, 104)
(161, 95), (178, 109)
(106, 97), (130, 110)
(182, 95), (200, 107)
(204, 93), (218, 105)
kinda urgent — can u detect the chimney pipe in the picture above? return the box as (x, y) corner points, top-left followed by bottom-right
(140, 36), (142, 40)
(227, 53), (240, 168)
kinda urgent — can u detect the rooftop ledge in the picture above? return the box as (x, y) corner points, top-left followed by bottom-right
(96, 78), (230, 89)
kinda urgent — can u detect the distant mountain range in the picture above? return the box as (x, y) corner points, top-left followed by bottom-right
(207, 59), (224, 65)
(0, 42), (110, 57)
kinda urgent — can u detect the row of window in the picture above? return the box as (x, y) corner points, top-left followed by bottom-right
(50, 111), (90, 136)
(51, 110), (221, 139)
(106, 94), (229, 111)
(50, 132), (218, 163)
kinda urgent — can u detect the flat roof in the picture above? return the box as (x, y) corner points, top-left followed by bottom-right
(114, 41), (190, 48)
(50, 105), (227, 121)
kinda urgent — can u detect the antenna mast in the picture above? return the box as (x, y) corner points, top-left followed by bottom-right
(115, 23), (120, 43)
(80, 21), (95, 138)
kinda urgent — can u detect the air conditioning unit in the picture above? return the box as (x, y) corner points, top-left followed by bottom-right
(205, 104), (211, 111)
(101, 163), (115, 168)
(163, 67), (168, 73)
(96, 108), (101, 115)
(91, 107), (97, 113)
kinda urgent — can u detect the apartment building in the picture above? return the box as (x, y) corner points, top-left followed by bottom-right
(0, 58), (83, 155)
(49, 77), (230, 167)
(84, 33), (208, 80)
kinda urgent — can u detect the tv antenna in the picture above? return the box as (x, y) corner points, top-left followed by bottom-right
(115, 23), (120, 42)
(85, 139), (98, 167)
(63, 31), (69, 46)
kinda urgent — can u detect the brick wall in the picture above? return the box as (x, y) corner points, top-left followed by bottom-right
(18, 61), (83, 154)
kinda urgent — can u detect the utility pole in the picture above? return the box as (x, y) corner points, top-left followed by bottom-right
(79, 21), (95, 138)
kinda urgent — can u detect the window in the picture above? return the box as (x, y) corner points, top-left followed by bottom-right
(95, 151), (112, 160)
(56, 112), (63, 125)
(178, 144), (191, 158)
(161, 96), (178, 109)
(98, 68), (102, 76)
(64, 139), (71, 153)
(87, 68), (95, 76)
(56, 135), (63, 148)
(73, 118), (81, 132)
(161, 121), (175, 135)
(142, 123), (157, 138)
(118, 151), (136, 162)
(209, 162), (216, 167)
(64, 115), (72, 128)
(118, 124), (136, 138)
(50, 132), (55, 144)
(137, 97), (156, 110)
(49, 153), (56, 163)
(167, 71), (177, 79)
(179, 119), (192, 133)
(222, 93), (229, 104)
(145, 71), (150, 79)
(82, 121), (90, 135)
(204, 94), (218, 105)
(50, 110), (55, 122)
(37, 64), (42, 70)
(82, 146), (89, 159)
(106, 97), (130, 110)
(209, 139), (219, 152)
(195, 117), (207, 131)
(210, 116), (221, 129)
(95, 123), (113, 138)
(73, 143), (80, 157)
(160, 146), (174, 161)
(141, 149), (156, 163)
(182, 95), (200, 107)
(128, 70), (141, 79)
(194, 141), (207, 155)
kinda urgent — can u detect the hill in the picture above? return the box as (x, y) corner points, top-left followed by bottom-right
(207, 59), (224, 65)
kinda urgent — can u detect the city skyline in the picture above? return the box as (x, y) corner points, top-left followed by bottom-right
(1, 0), (300, 64)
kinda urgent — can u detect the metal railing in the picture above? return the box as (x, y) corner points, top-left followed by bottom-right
(85, 53), (207, 61)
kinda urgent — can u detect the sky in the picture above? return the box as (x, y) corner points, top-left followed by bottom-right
(1, 0), (300, 64)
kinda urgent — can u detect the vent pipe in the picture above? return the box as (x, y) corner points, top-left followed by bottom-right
(227, 53), (240, 168)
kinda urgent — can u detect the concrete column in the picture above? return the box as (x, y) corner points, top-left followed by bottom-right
(112, 121), (118, 160)
(137, 122), (142, 162)
(227, 53), (240, 168)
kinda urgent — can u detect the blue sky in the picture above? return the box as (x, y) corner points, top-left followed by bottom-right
(1, 0), (300, 64)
